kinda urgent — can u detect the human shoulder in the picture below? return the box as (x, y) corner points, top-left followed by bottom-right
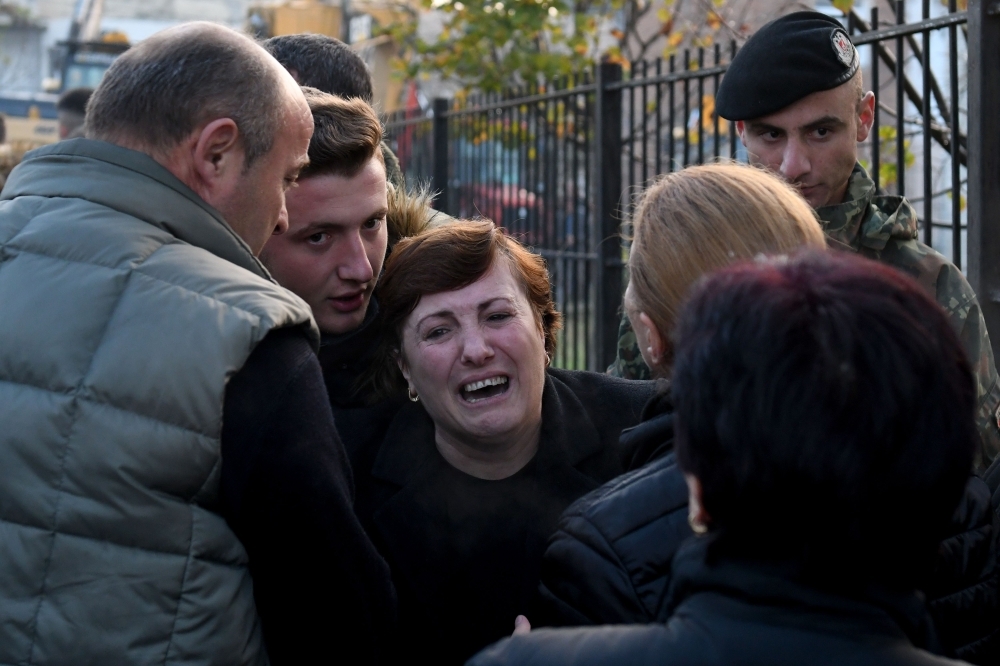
(561, 452), (686, 534)
(548, 368), (657, 409)
(878, 234), (978, 314)
(539, 452), (691, 624)
(468, 623), (715, 666)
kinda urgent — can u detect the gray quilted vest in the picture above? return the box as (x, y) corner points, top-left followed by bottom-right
(0, 139), (318, 665)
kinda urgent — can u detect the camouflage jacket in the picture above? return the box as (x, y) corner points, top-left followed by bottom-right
(609, 164), (1000, 467)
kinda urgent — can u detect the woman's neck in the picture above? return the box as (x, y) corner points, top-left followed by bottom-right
(434, 418), (542, 480)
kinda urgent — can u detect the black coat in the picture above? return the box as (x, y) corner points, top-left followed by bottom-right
(354, 369), (656, 664)
(537, 384), (1000, 664)
(470, 535), (970, 666)
(317, 298), (407, 480)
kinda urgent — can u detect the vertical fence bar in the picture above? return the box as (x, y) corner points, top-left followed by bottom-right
(729, 40), (738, 158)
(683, 50), (691, 166)
(871, 7), (880, 192)
(967, 0), (1000, 360)
(641, 61), (649, 187)
(668, 54), (676, 169)
(896, 0), (905, 197)
(948, 0), (961, 267)
(697, 47), (705, 165)
(922, 0), (932, 246)
(655, 59), (663, 175)
(628, 66), (635, 200)
(432, 97), (450, 214)
(593, 62), (624, 372)
(713, 43), (721, 159)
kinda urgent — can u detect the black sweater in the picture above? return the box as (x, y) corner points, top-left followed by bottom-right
(220, 327), (397, 665)
(355, 369), (656, 664)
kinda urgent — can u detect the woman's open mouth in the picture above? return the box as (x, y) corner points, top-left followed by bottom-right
(460, 375), (510, 404)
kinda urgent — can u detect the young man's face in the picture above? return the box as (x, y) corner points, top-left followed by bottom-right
(737, 80), (875, 209)
(262, 158), (389, 335)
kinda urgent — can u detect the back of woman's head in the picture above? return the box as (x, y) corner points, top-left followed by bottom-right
(628, 163), (825, 366)
(672, 251), (976, 585)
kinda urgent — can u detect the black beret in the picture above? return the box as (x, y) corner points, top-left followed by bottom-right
(716, 11), (859, 121)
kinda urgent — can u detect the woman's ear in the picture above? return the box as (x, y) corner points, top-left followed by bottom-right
(638, 312), (666, 367)
(685, 473), (711, 534)
(395, 350), (411, 384)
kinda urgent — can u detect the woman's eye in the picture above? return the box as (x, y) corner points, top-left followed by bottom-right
(426, 327), (448, 339)
(488, 312), (511, 322)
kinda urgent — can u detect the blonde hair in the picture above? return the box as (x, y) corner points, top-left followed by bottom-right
(628, 162), (826, 369)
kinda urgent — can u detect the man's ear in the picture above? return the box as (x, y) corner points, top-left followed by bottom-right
(735, 120), (748, 147)
(191, 117), (243, 193)
(638, 312), (666, 367)
(856, 91), (876, 143)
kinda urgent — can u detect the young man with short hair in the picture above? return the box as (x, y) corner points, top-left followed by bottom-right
(610, 12), (1000, 467)
(260, 90), (411, 474)
(55, 86), (92, 139)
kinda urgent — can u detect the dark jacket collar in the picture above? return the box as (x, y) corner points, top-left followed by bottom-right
(619, 379), (674, 470)
(370, 368), (608, 488)
(318, 298), (382, 407)
(4, 138), (270, 281)
(665, 533), (943, 653)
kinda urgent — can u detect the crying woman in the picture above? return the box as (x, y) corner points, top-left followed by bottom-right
(353, 220), (656, 664)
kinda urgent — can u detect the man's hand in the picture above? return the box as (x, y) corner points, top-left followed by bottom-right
(513, 615), (531, 636)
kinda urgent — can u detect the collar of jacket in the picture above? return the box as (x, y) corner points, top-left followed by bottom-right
(815, 162), (918, 254)
(318, 297), (382, 406)
(370, 368), (608, 488)
(4, 138), (273, 282)
(664, 533), (943, 653)
(619, 379), (674, 470)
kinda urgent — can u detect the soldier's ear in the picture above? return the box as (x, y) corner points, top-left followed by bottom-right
(856, 92), (875, 143)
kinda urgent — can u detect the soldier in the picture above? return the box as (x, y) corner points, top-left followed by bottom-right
(609, 11), (1000, 468)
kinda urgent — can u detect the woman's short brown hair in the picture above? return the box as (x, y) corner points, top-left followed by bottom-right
(628, 162), (826, 369)
(369, 220), (562, 397)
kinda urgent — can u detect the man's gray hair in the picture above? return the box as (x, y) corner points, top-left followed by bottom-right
(86, 23), (284, 167)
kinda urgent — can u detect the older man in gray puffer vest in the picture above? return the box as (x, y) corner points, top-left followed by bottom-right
(0, 22), (395, 666)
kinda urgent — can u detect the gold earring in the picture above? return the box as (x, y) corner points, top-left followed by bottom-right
(545, 352), (552, 367)
(688, 512), (708, 535)
(408, 387), (420, 402)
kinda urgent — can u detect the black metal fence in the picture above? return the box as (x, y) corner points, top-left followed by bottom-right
(384, 1), (997, 371)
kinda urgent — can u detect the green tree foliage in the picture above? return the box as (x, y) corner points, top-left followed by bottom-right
(384, 0), (618, 93)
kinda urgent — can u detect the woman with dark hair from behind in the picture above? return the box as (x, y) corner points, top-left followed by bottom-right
(471, 251), (986, 666)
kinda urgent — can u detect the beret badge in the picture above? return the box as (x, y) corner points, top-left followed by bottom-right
(831, 29), (856, 68)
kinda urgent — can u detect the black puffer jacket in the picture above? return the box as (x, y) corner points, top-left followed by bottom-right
(537, 384), (1000, 664)
(474, 535), (968, 666)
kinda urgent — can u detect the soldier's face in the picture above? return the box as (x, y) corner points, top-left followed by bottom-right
(737, 82), (875, 209)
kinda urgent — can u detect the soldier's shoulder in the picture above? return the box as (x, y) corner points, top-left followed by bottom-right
(880, 236), (978, 309)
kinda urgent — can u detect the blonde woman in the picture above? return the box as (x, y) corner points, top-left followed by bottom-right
(536, 162), (825, 626)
